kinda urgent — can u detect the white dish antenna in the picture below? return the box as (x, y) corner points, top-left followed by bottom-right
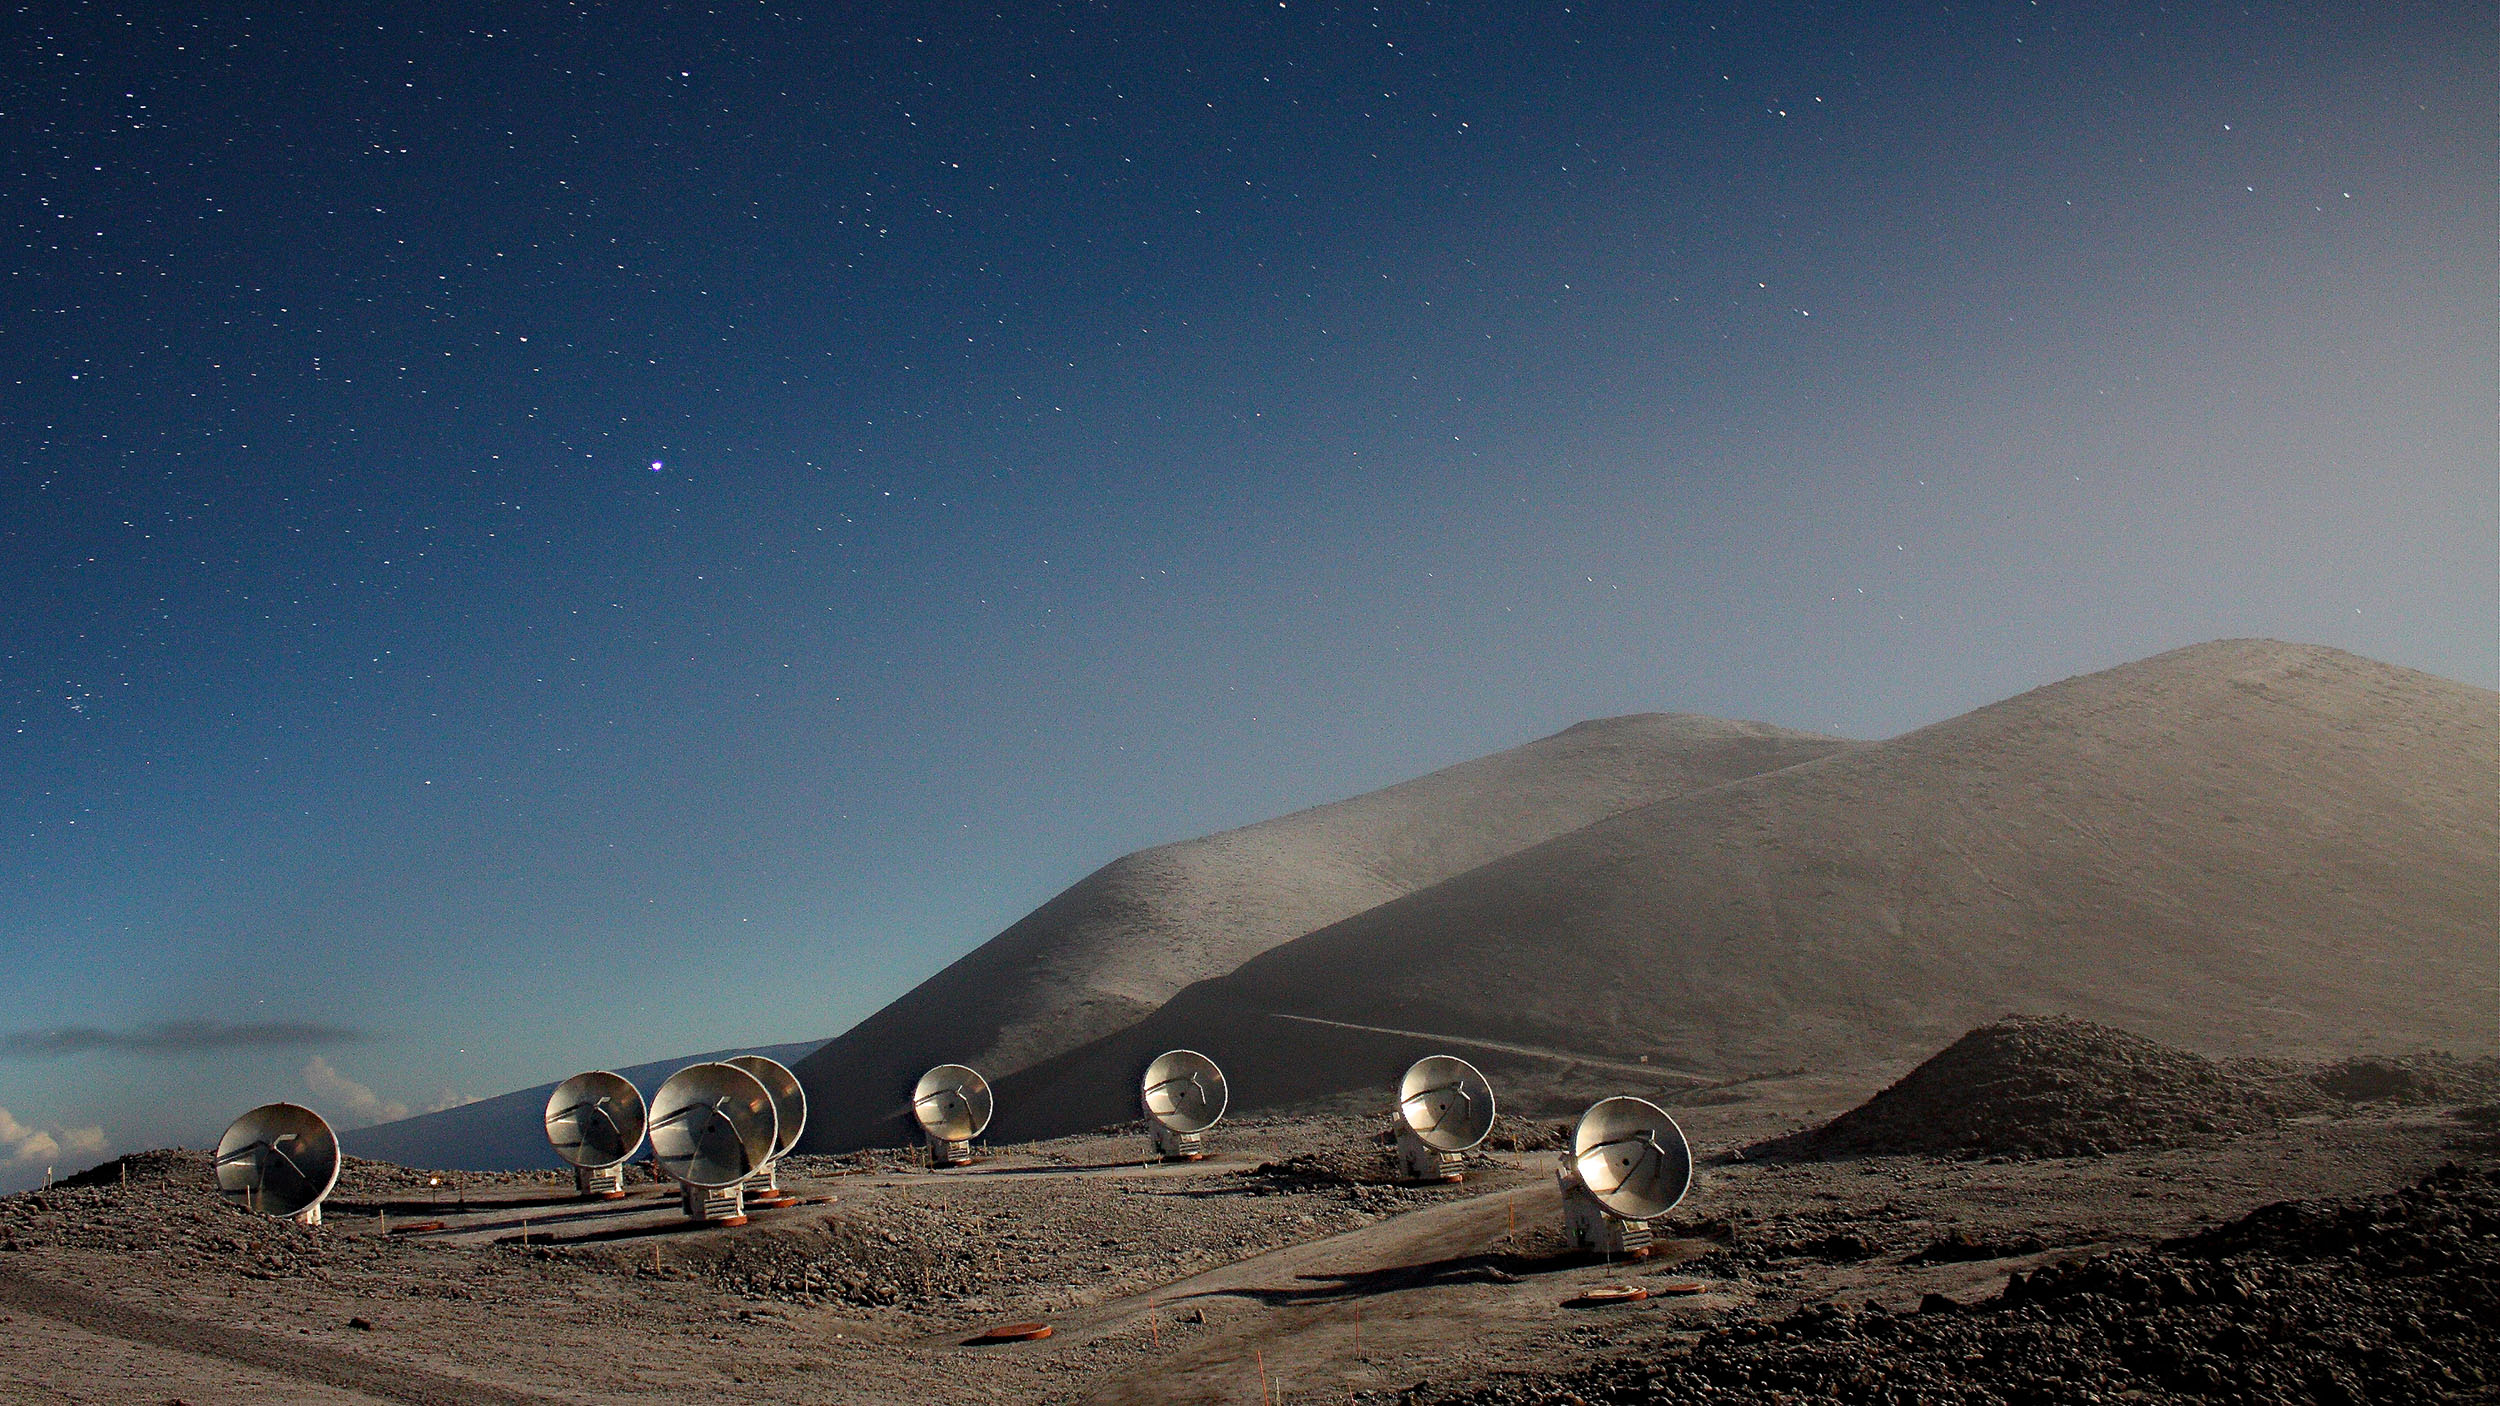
(1558, 1096), (1692, 1255)
(726, 1054), (806, 1206)
(213, 1102), (341, 1225)
(1572, 1096), (1692, 1218)
(1141, 1049), (1227, 1160)
(913, 1064), (992, 1166)
(1396, 1055), (1496, 1182)
(649, 1062), (778, 1223)
(544, 1071), (647, 1198)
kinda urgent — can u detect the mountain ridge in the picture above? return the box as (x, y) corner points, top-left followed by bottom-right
(789, 710), (1850, 1150)
(987, 640), (2500, 1139)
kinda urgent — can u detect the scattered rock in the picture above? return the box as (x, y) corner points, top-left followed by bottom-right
(1906, 1230), (2049, 1264)
(2311, 1053), (2500, 1107)
(2447, 1104), (2500, 1155)
(1480, 1116), (1571, 1152)
(1402, 1163), (2500, 1405)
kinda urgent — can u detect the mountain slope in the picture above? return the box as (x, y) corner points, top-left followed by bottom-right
(791, 714), (1849, 1150)
(990, 641), (2500, 1139)
(348, 1039), (823, 1172)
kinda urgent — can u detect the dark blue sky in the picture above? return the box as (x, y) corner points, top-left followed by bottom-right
(3, 1), (2492, 1181)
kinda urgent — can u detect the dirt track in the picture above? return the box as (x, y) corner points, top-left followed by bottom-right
(0, 1263), (562, 1405)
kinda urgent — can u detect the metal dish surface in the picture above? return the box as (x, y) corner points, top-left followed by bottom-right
(1398, 1054), (1498, 1152)
(543, 1070), (648, 1169)
(1570, 1095), (1693, 1220)
(1139, 1049), (1228, 1134)
(649, 1062), (779, 1188)
(912, 1063), (994, 1141)
(213, 1102), (341, 1218)
(726, 1054), (808, 1161)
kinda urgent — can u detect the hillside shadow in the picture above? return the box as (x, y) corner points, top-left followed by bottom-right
(333, 1188), (661, 1217)
(492, 1213), (757, 1247)
(1161, 1248), (1581, 1307)
(949, 1159), (1151, 1177)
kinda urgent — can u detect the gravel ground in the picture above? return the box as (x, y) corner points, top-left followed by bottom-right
(3, 1045), (2491, 1405)
(671, 1121), (1481, 1318)
(1396, 1161), (2500, 1405)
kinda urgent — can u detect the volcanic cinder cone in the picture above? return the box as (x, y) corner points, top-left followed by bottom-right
(988, 640), (2500, 1140)
(791, 715), (1846, 1150)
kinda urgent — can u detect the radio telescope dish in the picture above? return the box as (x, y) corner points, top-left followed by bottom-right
(1141, 1050), (1226, 1160)
(649, 1062), (777, 1222)
(213, 1103), (341, 1224)
(726, 1055), (806, 1162)
(1561, 1095), (1691, 1253)
(1395, 1055), (1496, 1182)
(545, 1071), (647, 1198)
(913, 1064), (992, 1166)
(726, 1054), (806, 1206)
(1400, 1055), (1497, 1151)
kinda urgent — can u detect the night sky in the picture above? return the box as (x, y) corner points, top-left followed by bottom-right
(2, 2), (2492, 1184)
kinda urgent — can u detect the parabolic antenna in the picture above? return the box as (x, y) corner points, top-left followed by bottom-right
(1141, 1049), (1227, 1160)
(545, 1071), (647, 1198)
(648, 1062), (778, 1190)
(1399, 1055), (1497, 1152)
(1569, 1096), (1692, 1221)
(545, 1071), (648, 1169)
(725, 1055), (807, 1164)
(913, 1064), (993, 1143)
(726, 1054), (807, 1205)
(1141, 1050), (1227, 1133)
(213, 1102), (341, 1224)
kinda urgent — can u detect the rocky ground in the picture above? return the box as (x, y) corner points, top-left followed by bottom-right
(1403, 1160), (2500, 1405)
(3, 1022), (2494, 1404)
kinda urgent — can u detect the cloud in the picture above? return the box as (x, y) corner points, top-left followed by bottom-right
(0, 1020), (363, 1060)
(0, 1107), (75, 1166)
(424, 1090), (479, 1114)
(59, 1126), (107, 1156)
(302, 1056), (409, 1127)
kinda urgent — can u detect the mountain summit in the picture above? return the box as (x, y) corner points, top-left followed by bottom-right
(985, 641), (2500, 1140)
(791, 713), (1846, 1150)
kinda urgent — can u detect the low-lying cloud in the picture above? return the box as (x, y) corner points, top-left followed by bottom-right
(0, 1019), (363, 1059)
(0, 1107), (106, 1166)
(302, 1056), (409, 1127)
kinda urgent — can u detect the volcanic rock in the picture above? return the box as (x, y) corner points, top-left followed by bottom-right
(1757, 1016), (2299, 1161)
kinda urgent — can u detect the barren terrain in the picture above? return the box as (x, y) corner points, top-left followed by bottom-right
(8, 1029), (2493, 1404)
(22, 641), (2497, 1399)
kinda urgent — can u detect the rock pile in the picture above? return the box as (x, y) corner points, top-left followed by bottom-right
(1399, 1162), (2500, 1405)
(2448, 1108), (2500, 1160)
(1757, 1016), (2296, 1161)
(54, 1147), (206, 1189)
(1668, 1209), (1900, 1277)
(1479, 1116), (1571, 1153)
(2310, 1052), (2500, 1106)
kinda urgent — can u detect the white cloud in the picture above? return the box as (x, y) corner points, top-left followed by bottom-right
(425, 1090), (479, 1114)
(60, 1126), (107, 1156)
(0, 1106), (78, 1165)
(302, 1056), (410, 1127)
